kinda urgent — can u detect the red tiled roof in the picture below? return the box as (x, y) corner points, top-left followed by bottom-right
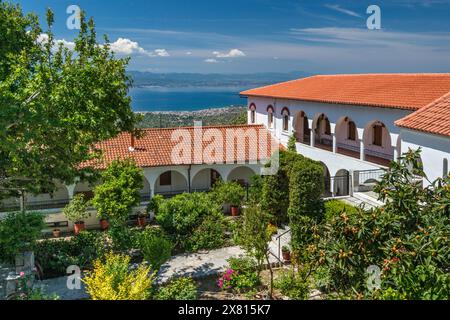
(81, 125), (279, 169)
(240, 74), (450, 111)
(395, 92), (450, 137)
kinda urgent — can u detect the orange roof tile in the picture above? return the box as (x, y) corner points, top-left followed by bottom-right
(395, 92), (450, 137)
(81, 125), (279, 169)
(240, 74), (450, 110)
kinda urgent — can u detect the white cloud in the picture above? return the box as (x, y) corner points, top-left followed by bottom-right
(212, 48), (246, 58)
(324, 4), (362, 17)
(37, 34), (75, 50)
(110, 38), (170, 57)
(204, 58), (219, 63)
(186, 51), (193, 55)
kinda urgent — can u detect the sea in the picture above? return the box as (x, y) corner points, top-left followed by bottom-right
(130, 86), (248, 112)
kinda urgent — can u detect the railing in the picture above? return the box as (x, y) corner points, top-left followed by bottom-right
(154, 189), (188, 198)
(357, 169), (385, 185)
(275, 227), (291, 263)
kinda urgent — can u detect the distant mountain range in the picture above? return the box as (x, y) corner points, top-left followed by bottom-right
(128, 71), (311, 88)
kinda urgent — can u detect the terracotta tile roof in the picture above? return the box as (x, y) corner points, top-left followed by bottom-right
(395, 92), (450, 137)
(81, 125), (279, 169)
(240, 74), (450, 110)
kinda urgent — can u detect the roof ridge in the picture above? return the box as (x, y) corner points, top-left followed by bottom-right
(136, 124), (265, 132)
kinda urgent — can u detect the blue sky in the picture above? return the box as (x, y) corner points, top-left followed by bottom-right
(14, 0), (450, 74)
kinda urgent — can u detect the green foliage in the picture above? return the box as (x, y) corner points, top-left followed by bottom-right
(261, 150), (304, 224)
(288, 158), (324, 257)
(108, 225), (135, 252)
(186, 212), (226, 252)
(156, 192), (224, 252)
(212, 181), (245, 207)
(234, 205), (272, 272)
(0, 5), (139, 197)
(0, 211), (45, 263)
(62, 194), (90, 223)
(247, 174), (264, 203)
(275, 270), (310, 300)
(287, 134), (297, 152)
(155, 277), (198, 300)
(225, 257), (261, 292)
(83, 253), (155, 300)
(33, 231), (109, 278)
(324, 200), (358, 221)
(92, 159), (144, 226)
(147, 194), (164, 215)
(135, 227), (172, 270)
(317, 150), (450, 299)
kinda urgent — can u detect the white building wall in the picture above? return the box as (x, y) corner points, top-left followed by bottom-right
(400, 129), (450, 184)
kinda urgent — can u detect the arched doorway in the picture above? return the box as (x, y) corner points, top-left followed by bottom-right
(335, 116), (360, 159)
(227, 166), (256, 186)
(363, 120), (394, 166)
(191, 169), (222, 192)
(333, 169), (350, 197)
(294, 111), (310, 145)
(155, 170), (188, 197)
(321, 162), (332, 197)
(313, 113), (332, 151)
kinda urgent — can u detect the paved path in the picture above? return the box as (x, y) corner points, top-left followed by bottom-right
(342, 192), (384, 211)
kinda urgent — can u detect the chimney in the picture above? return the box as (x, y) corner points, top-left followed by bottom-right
(129, 134), (135, 152)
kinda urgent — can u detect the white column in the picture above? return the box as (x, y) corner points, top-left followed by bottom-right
(360, 139), (365, 161)
(332, 134), (337, 154)
(310, 129), (315, 147)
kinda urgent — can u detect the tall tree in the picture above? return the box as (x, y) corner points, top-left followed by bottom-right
(0, 3), (140, 198)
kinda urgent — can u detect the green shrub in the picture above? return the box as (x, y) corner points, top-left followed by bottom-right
(136, 227), (172, 270)
(275, 271), (310, 300)
(221, 257), (261, 293)
(211, 181), (245, 207)
(108, 226), (135, 252)
(62, 194), (90, 224)
(147, 194), (164, 215)
(156, 192), (223, 251)
(324, 200), (357, 221)
(186, 212), (225, 252)
(34, 231), (109, 278)
(155, 277), (198, 300)
(0, 211), (45, 263)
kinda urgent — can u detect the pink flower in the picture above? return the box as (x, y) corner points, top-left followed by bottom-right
(19, 272), (25, 277)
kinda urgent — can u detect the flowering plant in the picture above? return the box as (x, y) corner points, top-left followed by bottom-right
(218, 268), (238, 291)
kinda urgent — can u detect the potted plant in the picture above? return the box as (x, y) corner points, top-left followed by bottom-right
(137, 211), (147, 228)
(212, 181), (245, 217)
(282, 245), (291, 262)
(52, 228), (61, 238)
(99, 218), (109, 231)
(63, 194), (90, 235)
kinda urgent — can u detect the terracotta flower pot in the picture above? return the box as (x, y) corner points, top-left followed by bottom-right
(137, 216), (147, 228)
(74, 221), (85, 235)
(230, 206), (239, 217)
(99, 219), (109, 231)
(282, 250), (291, 262)
(52, 229), (61, 238)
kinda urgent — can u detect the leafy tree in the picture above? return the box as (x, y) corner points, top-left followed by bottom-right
(211, 181), (245, 207)
(83, 253), (155, 300)
(0, 3), (140, 198)
(135, 227), (172, 271)
(234, 205), (274, 298)
(92, 159), (144, 227)
(0, 211), (45, 263)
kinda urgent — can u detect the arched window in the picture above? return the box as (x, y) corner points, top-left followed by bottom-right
(281, 107), (290, 132)
(249, 104), (256, 124)
(348, 121), (356, 141)
(267, 105), (274, 129)
(373, 124), (383, 146)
